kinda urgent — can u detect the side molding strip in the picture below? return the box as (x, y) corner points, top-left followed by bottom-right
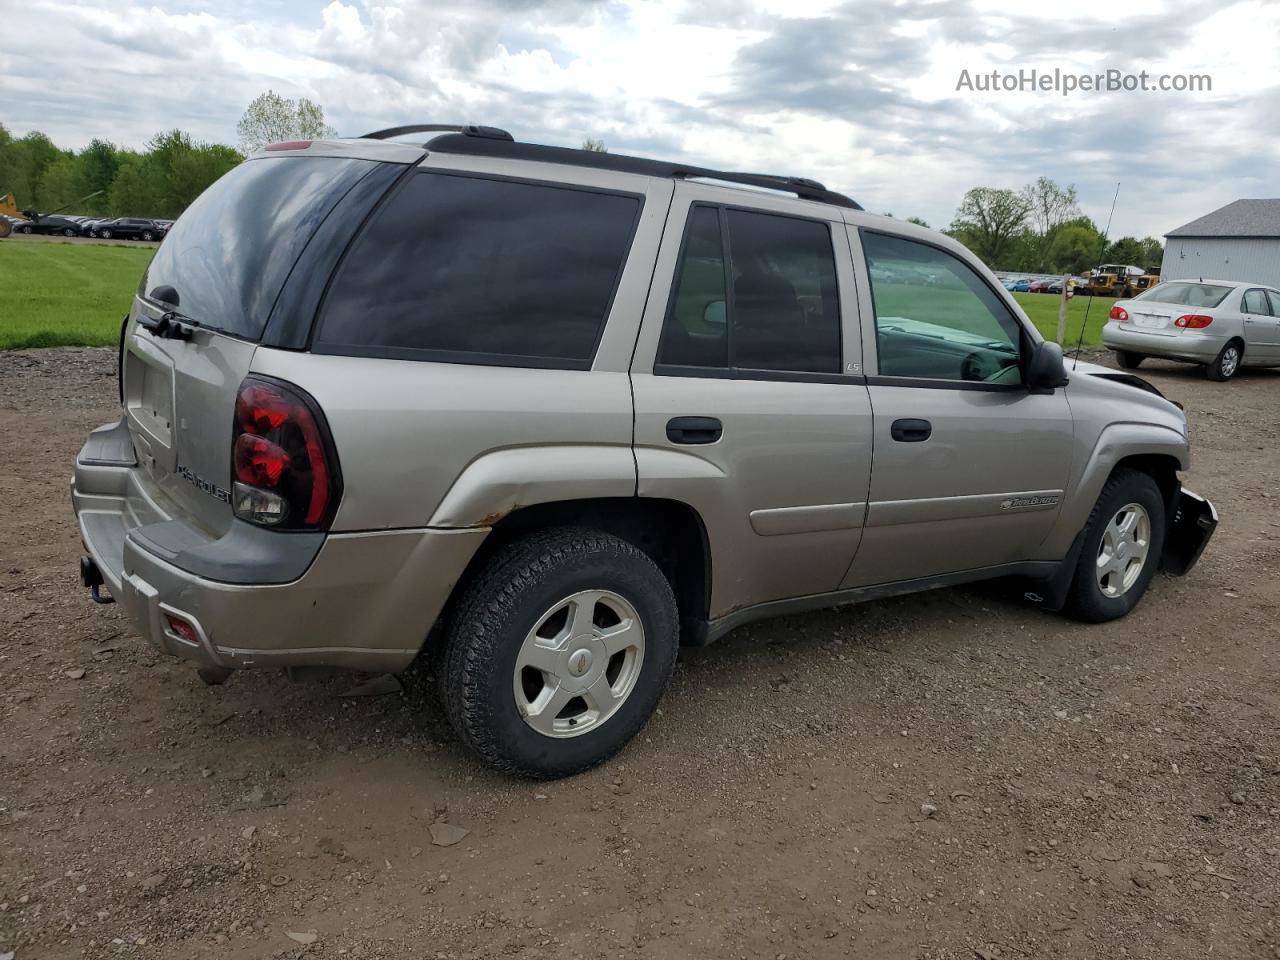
(866, 490), (1064, 527)
(748, 502), (866, 536)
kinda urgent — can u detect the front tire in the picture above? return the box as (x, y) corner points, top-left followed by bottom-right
(1205, 340), (1242, 381)
(1061, 469), (1166, 623)
(439, 528), (678, 779)
(1115, 350), (1144, 370)
(100, 229), (112, 239)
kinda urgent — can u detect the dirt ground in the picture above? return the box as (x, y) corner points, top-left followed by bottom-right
(1, 347), (1278, 960)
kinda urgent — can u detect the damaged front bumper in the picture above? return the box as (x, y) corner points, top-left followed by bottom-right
(1162, 488), (1218, 576)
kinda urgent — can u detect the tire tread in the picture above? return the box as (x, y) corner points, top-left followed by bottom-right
(439, 527), (676, 778)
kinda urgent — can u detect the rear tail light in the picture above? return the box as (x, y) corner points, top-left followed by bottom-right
(1175, 314), (1213, 329)
(1109, 306), (1129, 322)
(231, 376), (341, 529)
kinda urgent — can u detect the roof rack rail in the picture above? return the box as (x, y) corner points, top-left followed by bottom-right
(679, 172), (845, 205)
(422, 132), (863, 210)
(360, 124), (514, 142)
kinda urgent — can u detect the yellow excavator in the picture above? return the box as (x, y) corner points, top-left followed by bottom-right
(0, 189), (103, 238)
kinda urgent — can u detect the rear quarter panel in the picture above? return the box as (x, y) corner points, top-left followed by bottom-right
(250, 158), (674, 532)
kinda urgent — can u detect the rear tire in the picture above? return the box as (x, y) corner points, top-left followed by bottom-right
(1115, 350), (1144, 370)
(1205, 340), (1242, 381)
(439, 527), (678, 779)
(1060, 469), (1166, 623)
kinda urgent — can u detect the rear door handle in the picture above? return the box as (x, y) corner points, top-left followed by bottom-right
(666, 416), (723, 444)
(890, 418), (932, 442)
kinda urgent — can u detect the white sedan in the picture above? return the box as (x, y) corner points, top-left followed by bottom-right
(1102, 279), (1280, 381)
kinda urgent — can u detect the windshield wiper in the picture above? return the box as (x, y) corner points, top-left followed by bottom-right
(136, 309), (200, 341)
(137, 284), (199, 340)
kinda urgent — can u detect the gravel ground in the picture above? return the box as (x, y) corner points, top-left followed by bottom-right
(1, 347), (1278, 960)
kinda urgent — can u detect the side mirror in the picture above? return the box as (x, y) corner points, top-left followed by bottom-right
(1027, 340), (1069, 391)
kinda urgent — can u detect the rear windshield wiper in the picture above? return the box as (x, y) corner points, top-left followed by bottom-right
(137, 284), (200, 340)
(136, 309), (200, 341)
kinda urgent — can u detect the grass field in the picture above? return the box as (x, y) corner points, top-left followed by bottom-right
(0, 241), (154, 350)
(0, 240), (1117, 351)
(1012, 290), (1116, 350)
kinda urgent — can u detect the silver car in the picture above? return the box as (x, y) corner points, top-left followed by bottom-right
(72, 125), (1218, 778)
(1103, 279), (1280, 380)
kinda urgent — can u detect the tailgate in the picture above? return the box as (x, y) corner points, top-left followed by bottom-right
(123, 307), (255, 536)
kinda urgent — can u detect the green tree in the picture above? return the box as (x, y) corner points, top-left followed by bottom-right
(79, 139), (120, 212)
(581, 138), (608, 152)
(1137, 237), (1164, 273)
(948, 187), (1030, 267)
(905, 216), (930, 228)
(236, 90), (337, 152)
(2, 130), (62, 211)
(36, 154), (88, 211)
(1050, 224), (1104, 274)
(1020, 177), (1080, 270)
(108, 157), (160, 217)
(1104, 236), (1145, 266)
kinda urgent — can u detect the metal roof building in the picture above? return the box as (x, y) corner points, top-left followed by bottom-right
(1161, 199), (1280, 287)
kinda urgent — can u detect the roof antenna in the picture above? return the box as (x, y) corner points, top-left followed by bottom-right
(1073, 181), (1121, 370)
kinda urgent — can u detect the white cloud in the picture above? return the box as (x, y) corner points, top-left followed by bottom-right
(2, 0), (1276, 238)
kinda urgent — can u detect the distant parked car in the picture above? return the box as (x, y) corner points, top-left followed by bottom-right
(11, 215), (84, 237)
(1029, 279), (1055, 293)
(1103, 279), (1280, 381)
(1008, 278), (1032, 292)
(95, 218), (163, 241)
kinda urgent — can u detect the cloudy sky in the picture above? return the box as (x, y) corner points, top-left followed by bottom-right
(3, 0), (1277, 237)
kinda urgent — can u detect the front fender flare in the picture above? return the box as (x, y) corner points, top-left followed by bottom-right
(1043, 422), (1190, 557)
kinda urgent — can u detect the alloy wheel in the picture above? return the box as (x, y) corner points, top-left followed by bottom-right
(1095, 502), (1151, 598)
(513, 589), (645, 739)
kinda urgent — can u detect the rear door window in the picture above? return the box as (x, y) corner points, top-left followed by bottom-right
(657, 205), (841, 375)
(1243, 289), (1273, 315)
(143, 156), (377, 341)
(315, 172), (642, 368)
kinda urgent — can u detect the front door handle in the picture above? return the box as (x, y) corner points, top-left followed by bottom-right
(667, 416), (723, 444)
(890, 418), (932, 442)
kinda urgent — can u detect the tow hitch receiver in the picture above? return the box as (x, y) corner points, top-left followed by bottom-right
(80, 555), (115, 604)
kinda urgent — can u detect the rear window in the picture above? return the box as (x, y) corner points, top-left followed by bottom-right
(142, 156), (376, 341)
(314, 171), (642, 368)
(1134, 281), (1232, 308)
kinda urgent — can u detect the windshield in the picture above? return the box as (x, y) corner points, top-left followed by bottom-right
(142, 155), (376, 340)
(1134, 282), (1232, 308)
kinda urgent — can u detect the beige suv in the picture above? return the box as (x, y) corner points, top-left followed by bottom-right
(73, 125), (1217, 778)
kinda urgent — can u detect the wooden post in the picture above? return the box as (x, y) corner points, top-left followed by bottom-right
(1057, 274), (1071, 345)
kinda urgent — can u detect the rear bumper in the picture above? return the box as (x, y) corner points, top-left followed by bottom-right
(1101, 323), (1223, 363)
(72, 419), (487, 672)
(1161, 488), (1217, 576)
